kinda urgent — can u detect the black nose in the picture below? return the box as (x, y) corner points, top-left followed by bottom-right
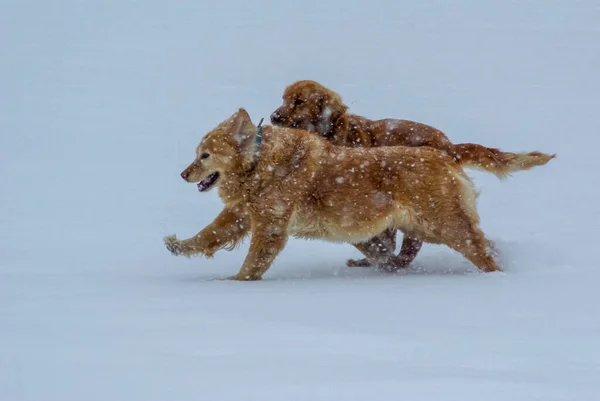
(270, 111), (282, 124)
(181, 170), (189, 180)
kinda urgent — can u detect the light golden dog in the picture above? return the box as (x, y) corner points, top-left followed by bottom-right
(271, 80), (556, 269)
(164, 108), (503, 281)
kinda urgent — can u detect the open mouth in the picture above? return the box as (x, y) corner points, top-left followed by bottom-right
(197, 172), (220, 192)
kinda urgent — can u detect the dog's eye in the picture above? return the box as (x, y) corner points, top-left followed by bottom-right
(294, 98), (305, 106)
(200, 153), (210, 160)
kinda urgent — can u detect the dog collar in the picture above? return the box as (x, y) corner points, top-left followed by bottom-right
(254, 118), (264, 159)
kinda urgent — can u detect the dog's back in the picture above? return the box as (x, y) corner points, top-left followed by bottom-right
(272, 80), (554, 179)
(260, 128), (474, 243)
(345, 114), (453, 149)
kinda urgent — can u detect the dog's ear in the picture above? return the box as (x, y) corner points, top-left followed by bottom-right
(323, 91), (348, 115)
(230, 108), (258, 150)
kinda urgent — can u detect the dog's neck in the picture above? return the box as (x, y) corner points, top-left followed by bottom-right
(239, 122), (267, 174)
(253, 118), (265, 159)
(218, 125), (273, 203)
(321, 113), (371, 147)
(317, 112), (348, 146)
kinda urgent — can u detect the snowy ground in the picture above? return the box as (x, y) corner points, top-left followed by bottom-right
(2, 0), (600, 400)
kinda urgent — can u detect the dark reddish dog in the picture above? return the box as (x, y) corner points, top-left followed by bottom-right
(271, 80), (555, 270)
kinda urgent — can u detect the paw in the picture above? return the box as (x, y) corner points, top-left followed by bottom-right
(346, 258), (373, 268)
(227, 273), (262, 281)
(392, 255), (413, 269)
(483, 264), (504, 273)
(164, 235), (184, 256)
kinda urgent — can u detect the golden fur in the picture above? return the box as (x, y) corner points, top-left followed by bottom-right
(271, 80), (556, 268)
(164, 108), (502, 281)
(271, 80), (555, 178)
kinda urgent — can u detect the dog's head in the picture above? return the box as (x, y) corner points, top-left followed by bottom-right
(180, 108), (258, 192)
(270, 80), (348, 138)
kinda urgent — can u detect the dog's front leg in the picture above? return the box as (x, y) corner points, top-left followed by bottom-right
(347, 228), (398, 267)
(164, 204), (249, 258)
(228, 208), (291, 281)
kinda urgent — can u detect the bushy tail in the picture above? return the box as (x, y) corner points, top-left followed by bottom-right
(452, 143), (556, 179)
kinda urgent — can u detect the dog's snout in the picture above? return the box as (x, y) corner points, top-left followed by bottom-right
(181, 169), (189, 181)
(270, 111), (282, 124)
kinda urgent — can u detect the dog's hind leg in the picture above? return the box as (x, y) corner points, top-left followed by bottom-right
(443, 219), (502, 273)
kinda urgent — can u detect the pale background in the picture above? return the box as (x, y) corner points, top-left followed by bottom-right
(1, 1), (599, 400)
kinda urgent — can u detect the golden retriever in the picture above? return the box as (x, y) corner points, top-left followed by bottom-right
(164, 108), (503, 281)
(271, 80), (555, 269)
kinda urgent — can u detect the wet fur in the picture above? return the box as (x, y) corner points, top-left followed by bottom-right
(270, 80), (555, 268)
(271, 80), (556, 179)
(165, 109), (502, 281)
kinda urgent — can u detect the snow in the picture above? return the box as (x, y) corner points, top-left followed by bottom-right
(1, 0), (599, 400)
